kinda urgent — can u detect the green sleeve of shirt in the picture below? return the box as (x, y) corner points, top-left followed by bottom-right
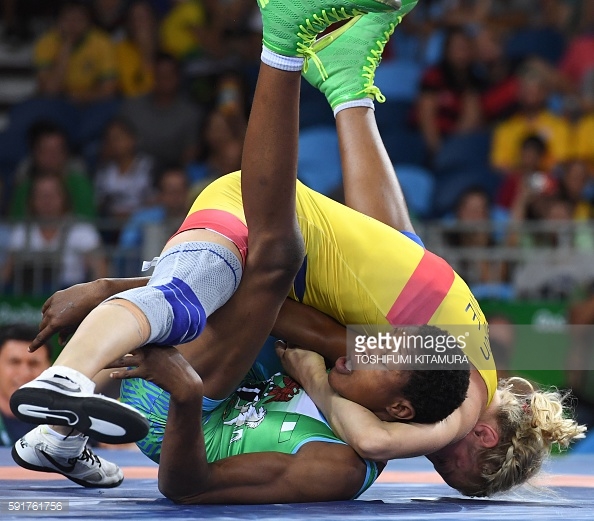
(65, 172), (97, 219)
(9, 181), (30, 219)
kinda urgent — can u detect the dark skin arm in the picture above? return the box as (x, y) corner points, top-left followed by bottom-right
(29, 277), (150, 351)
(109, 346), (368, 504)
(30, 279), (347, 367)
(272, 298), (345, 363)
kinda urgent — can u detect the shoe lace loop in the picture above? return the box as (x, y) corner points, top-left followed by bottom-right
(298, 8), (365, 81)
(359, 19), (401, 102)
(74, 447), (101, 467)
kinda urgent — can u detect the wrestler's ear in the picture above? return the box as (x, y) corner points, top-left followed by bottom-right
(386, 399), (415, 421)
(473, 423), (499, 448)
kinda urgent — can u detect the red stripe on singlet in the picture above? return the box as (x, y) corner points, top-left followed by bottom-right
(386, 250), (455, 325)
(171, 209), (249, 266)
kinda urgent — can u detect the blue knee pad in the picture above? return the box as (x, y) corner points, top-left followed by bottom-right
(111, 241), (242, 345)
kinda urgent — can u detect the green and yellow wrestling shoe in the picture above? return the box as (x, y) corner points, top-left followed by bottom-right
(302, 0), (418, 110)
(257, 0), (403, 67)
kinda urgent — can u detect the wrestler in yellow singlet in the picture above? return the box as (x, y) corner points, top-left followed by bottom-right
(178, 172), (497, 404)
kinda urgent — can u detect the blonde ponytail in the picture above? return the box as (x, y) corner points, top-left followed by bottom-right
(461, 377), (586, 497)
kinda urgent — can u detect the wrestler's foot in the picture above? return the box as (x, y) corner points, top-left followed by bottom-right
(12, 426), (124, 488)
(258, 0), (402, 61)
(10, 370), (149, 444)
(303, 2), (417, 110)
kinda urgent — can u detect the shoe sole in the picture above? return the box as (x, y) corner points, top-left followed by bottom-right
(11, 446), (124, 489)
(10, 388), (149, 444)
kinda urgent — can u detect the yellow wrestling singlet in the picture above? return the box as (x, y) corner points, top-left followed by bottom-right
(180, 172), (497, 404)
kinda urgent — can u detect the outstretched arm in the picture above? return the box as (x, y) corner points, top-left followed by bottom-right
(29, 277), (150, 352)
(110, 346), (367, 504)
(30, 274), (347, 395)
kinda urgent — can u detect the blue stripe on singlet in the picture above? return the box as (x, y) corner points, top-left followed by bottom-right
(155, 276), (206, 344)
(293, 255), (308, 302)
(400, 230), (425, 248)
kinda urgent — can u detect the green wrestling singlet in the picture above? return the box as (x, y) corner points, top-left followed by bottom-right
(120, 373), (380, 498)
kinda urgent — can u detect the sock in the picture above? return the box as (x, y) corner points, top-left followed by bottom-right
(334, 98), (375, 117)
(40, 366), (96, 394)
(38, 426), (87, 458)
(261, 47), (304, 71)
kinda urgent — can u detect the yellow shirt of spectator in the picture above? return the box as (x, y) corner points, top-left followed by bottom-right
(160, 0), (207, 59)
(34, 29), (117, 99)
(572, 114), (594, 164)
(491, 110), (571, 171)
(115, 40), (154, 97)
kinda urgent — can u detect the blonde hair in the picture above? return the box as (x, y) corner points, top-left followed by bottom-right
(462, 377), (586, 497)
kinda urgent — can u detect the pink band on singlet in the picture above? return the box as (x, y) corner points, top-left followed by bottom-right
(172, 209), (248, 266)
(386, 250), (455, 325)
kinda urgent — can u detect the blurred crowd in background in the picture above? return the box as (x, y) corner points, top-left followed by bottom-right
(0, 0), (594, 445)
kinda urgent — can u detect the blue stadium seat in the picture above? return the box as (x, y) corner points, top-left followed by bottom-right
(505, 27), (566, 65)
(5, 97), (79, 160)
(77, 98), (122, 145)
(299, 78), (335, 129)
(432, 168), (501, 217)
(375, 60), (423, 101)
(375, 100), (414, 135)
(298, 126), (342, 195)
(434, 130), (492, 177)
(471, 283), (515, 301)
(0, 128), (25, 176)
(382, 128), (428, 166)
(394, 163), (435, 218)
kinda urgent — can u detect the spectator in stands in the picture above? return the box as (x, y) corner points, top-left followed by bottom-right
(92, 0), (128, 40)
(446, 187), (506, 284)
(558, 160), (594, 220)
(200, 0), (262, 64)
(2, 174), (107, 295)
(512, 195), (594, 299)
(440, 0), (493, 30)
(94, 118), (155, 221)
(491, 63), (572, 171)
(416, 26), (482, 156)
(9, 121), (95, 219)
(34, 1), (117, 104)
(119, 53), (202, 168)
(559, 2), (594, 90)
(187, 76), (247, 185)
(186, 109), (243, 185)
(159, 0), (255, 61)
(474, 25), (521, 122)
(0, 324), (52, 447)
(572, 105), (594, 164)
(159, 0), (212, 60)
(115, 0), (158, 97)
(496, 134), (557, 210)
(119, 166), (190, 249)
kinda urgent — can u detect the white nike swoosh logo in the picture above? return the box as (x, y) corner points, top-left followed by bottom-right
(17, 405), (79, 426)
(39, 377), (82, 392)
(88, 417), (127, 437)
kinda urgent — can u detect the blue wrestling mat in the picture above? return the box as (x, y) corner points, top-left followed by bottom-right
(1, 448), (593, 520)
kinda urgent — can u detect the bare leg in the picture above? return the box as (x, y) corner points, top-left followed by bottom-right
(301, 10), (416, 233)
(53, 229), (241, 379)
(336, 107), (415, 233)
